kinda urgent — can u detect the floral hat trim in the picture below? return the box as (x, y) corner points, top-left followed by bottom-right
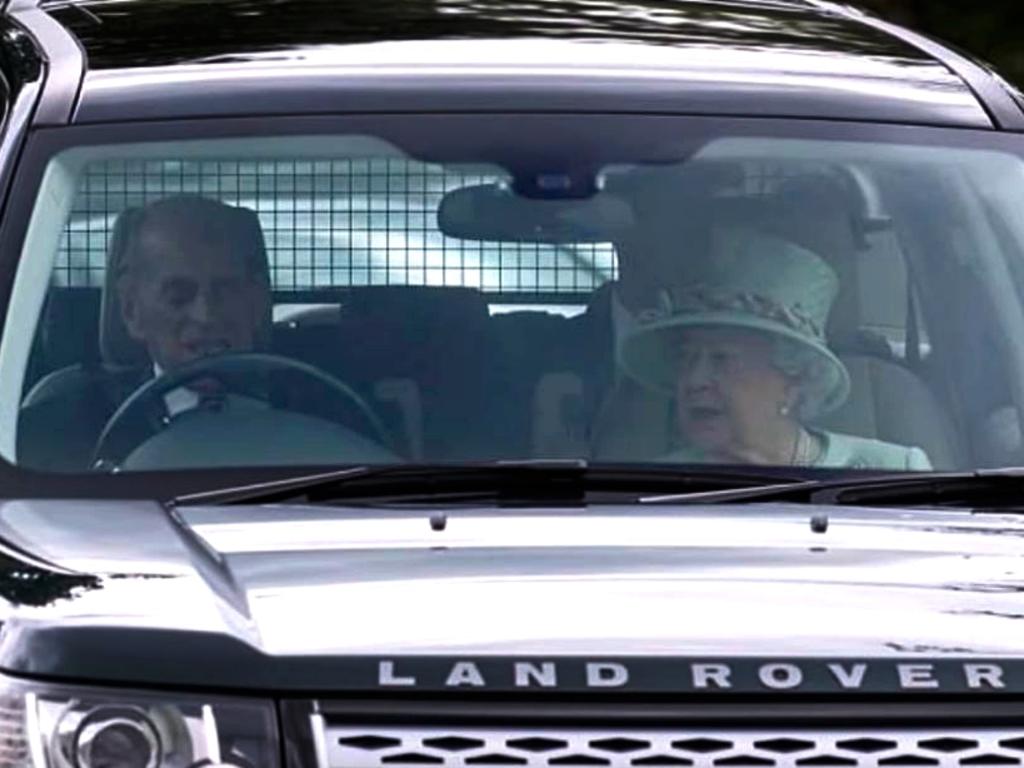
(636, 285), (824, 342)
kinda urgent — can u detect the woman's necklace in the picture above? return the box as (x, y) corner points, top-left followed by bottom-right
(790, 426), (820, 466)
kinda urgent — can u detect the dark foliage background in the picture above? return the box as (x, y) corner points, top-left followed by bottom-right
(853, 1), (1024, 88)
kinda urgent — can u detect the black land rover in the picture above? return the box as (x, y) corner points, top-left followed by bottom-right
(0, 0), (1024, 766)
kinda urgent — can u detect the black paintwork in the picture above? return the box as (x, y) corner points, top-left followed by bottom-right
(0, 18), (43, 242)
(72, 71), (991, 127)
(0, 21), (42, 94)
(842, 10), (1024, 130)
(46, 0), (929, 70)
(0, 547), (1021, 696)
(42, 0), (997, 127)
(0, 497), (1021, 692)
(0, 0), (1011, 735)
(4, 622), (1024, 696)
(0, 557), (99, 607)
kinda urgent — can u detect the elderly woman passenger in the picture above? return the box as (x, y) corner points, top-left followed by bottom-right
(618, 229), (931, 469)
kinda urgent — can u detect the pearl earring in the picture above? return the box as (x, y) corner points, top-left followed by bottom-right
(779, 402), (791, 417)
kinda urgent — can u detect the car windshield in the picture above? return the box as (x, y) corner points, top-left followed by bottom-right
(5, 115), (1024, 477)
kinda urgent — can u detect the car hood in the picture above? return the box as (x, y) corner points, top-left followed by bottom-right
(0, 499), (1022, 690)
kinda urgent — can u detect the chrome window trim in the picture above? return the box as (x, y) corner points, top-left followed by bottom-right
(310, 722), (1024, 768)
(312, 711), (332, 768)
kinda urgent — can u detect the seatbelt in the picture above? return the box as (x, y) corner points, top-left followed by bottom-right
(906, 282), (921, 367)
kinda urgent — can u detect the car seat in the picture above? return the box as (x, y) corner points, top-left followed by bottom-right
(280, 285), (504, 461)
(767, 173), (961, 469)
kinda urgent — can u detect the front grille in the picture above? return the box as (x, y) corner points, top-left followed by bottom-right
(0, 696), (27, 765)
(311, 725), (1024, 768)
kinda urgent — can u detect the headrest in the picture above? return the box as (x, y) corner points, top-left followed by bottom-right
(609, 166), (860, 314)
(698, 176), (863, 344)
(340, 285), (490, 335)
(335, 286), (492, 377)
(765, 174), (865, 344)
(39, 287), (101, 371)
(100, 196), (271, 368)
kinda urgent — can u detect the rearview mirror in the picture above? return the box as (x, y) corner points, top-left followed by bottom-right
(437, 184), (634, 243)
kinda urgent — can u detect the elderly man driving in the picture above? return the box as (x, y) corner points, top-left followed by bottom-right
(18, 195), (271, 470)
(112, 195), (271, 410)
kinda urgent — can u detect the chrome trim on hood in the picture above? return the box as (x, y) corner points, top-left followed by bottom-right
(314, 723), (1024, 768)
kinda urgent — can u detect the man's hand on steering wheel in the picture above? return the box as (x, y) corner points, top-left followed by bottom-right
(93, 352), (393, 470)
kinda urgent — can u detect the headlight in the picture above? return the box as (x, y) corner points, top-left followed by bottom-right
(0, 673), (278, 768)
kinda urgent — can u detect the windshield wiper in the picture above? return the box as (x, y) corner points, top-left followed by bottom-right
(169, 461), (810, 507)
(641, 468), (1024, 509)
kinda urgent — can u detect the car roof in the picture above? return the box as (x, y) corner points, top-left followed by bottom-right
(44, 0), (935, 70)
(18, 0), (1024, 128)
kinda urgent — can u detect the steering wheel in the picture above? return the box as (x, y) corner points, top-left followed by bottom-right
(93, 352), (392, 470)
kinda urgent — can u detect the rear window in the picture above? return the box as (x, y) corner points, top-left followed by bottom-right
(57, 157), (617, 296)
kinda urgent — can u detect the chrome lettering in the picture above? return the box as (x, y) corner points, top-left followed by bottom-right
(446, 662), (486, 687)
(692, 664), (732, 689)
(379, 661), (417, 687)
(586, 663), (629, 688)
(827, 663), (867, 689)
(965, 664), (1006, 689)
(367, 659), (1024, 693)
(759, 663), (803, 689)
(514, 662), (557, 688)
(898, 664), (939, 689)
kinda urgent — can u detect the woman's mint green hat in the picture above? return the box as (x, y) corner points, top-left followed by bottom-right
(618, 228), (852, 418)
